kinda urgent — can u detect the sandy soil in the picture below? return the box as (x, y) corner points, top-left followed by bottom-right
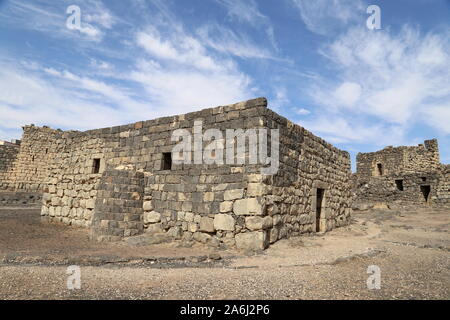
(0, 206), (449, 299)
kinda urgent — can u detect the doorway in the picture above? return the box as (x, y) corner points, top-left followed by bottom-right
(420, 185), (431, 203)
(316, 188), (325, 232)
(377, 163), (383, 176)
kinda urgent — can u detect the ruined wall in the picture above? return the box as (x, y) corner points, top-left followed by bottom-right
(39, 97), (353, 250)
(356, 139), (440, 177)
(353, 172), (441, 205)
(261, 109), (352, 247)
(3, 126), (61, 191)
(41, 129), (107, 227)
(0, 144), (19, 189)
(354, 139), (449, 207)
(435, 165), (450, 206)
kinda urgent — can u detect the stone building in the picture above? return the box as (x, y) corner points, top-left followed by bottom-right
(354, 139), (450, 207)
(0, 98), (353, 250)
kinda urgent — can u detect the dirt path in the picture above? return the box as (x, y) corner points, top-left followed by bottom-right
(0, 207), (449, 299)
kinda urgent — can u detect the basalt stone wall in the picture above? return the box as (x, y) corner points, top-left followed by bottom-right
(435, 165), (450, 206)
(354, 139), (449, 208)
(5, 126), (60, 192)
(137, 98), (270, 249)
(41, 128), (107, 227)
(0, 144), (19, 190)
(90, 169), (145, 242)
(37, 97), (353, 249)
(259, 109), (352, 247)
(356, 139), (440, 177)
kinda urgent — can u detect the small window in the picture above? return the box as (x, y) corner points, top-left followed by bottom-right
(377, 163), (383, 176)
(421, 177), (427, 182)
(92, 158), (101, 174)
(162, 152), (172, 170)
(395, 179), (404, 191)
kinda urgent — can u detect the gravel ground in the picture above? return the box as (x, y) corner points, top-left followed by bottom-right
(0, 206), (449, 300)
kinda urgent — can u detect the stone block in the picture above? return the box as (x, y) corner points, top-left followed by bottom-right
(144, 211), (161, 224)
(199, 217), (215, 233)
(214, 214), (235, 231)
(143, 201), (153, 211)
(245, 216), (272, 231)
(235, 231), (268, 250)
(220, 201), (233, 212)
(233, 198), (264, 215)
(224, 189), (244, 201)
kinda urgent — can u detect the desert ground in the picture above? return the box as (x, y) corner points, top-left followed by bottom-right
(0, 205), (448, 300)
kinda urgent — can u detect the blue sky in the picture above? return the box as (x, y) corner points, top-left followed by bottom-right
(0, 0), (449, 170)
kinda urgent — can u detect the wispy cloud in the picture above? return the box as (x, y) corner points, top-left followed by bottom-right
(214, 0), (277, 48)
(290, 0), (365, 36)
(298, 25), (450, 145)
(0, 0), (118, 42)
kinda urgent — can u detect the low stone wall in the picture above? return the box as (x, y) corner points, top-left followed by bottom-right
(90, 169), (145, 242)
(0, 144), (19, 190)
(0, 191), (42, 207)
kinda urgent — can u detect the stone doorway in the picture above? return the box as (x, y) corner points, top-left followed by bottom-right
(420, 185), (431, 203)
(316, 188), (325, 232)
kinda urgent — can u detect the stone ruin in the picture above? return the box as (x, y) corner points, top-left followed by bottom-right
(353, 139), (450, 208)
(0, 98), (353, 250)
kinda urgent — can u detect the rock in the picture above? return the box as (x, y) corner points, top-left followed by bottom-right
(224, 189), (244, 201)
(143, 211), (161, 224)
(220, 201), (233, 213)
(167, 226), (182, 239)
(247, 183), (265, 197)
(86, 198), (95, 209)
(199, 217), (215, 232)
(233, 198), (264, 215)
(188, 222), (199, 233)
(193, 232), (212, 244)
(245, 216), (272, 231)
(235, 231), (268, 251)
(208, 253), (222, 260)
(146, 223), (164, 234)
(214, 214), (235, 231)
(143, 201), (153, 211)
(184, 212), (194, 222)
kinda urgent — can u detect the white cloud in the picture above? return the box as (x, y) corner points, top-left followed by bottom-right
(214, 0), (277, 47)
(295, 108), (311, 115)
(291, 0), (365, 35)
(421, 105), (450, 134)
(299, 116), (406, 146)
(196, 24), (277, 60)
(302, 25), (450, 144)
(0, 0), (259, 140)
(0, 0), (117, 42)
(136, 27), (224, 72)
(333, 82), (362, 108)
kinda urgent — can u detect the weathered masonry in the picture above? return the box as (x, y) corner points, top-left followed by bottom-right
(353, 139), (450, 207)
(0, 98), (352, 250)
